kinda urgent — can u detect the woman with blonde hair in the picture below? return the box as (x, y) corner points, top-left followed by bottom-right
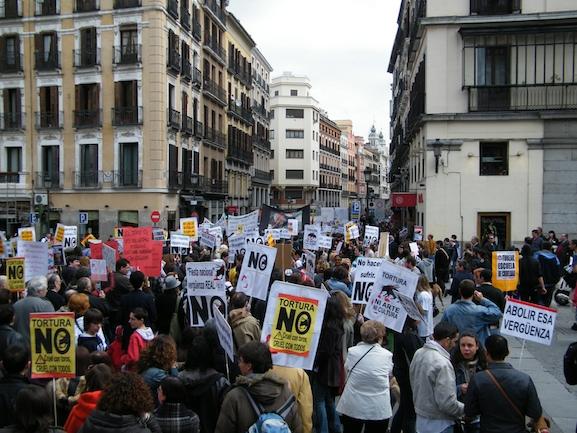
(415, 275), (434, 340)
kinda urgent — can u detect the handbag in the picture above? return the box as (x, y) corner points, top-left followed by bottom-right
(342, 345), (376, 390)
(485, 370), (550, 433)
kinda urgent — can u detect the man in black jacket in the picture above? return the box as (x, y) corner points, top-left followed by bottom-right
(0, 345), (31, 428)
(475, 269), (506, 312)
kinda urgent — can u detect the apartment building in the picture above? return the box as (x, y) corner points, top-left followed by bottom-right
(269, 72), (320, 208)
(336, 120), (359, 206)
(367, 125), (390, 200)
(224, 13), (253, 216)
(318, 113), (341, 207)
(250, 47), (272, 211)
(339, 131), (350, 208)
(389, 0), (577, 244)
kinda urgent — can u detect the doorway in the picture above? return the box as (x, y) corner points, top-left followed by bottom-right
(477, 212), (511, 249)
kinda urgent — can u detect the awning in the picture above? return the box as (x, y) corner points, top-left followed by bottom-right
(391, 193), (417, 208)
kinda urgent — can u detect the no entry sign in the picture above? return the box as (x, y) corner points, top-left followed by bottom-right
(150, 210), (161, 223)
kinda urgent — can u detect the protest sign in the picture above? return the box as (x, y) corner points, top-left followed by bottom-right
(237, 244), (277, 300)
(280, 228), (291, 239)
(6, 257), (25, 291)
(246, 235), (266, 245)
(318, 235), (333, 250)
(0, 239), (4, 259)
(18, 241), (49, 282)
(152, 228), (165, 241)
(500, 298), (556, 345)
(180, 217), (198, 241)
(52, 245), (66, 267)
(90, 259), (107, 282)
(364, 260), (419, 332)
(123, 227), (162, 277)
(303, 251), (316, 282)
(63, 226), (77, 249)
(363, 226), (379, 247)
(186, 292), (227, 327)
(199, 230), (217, 249)
(377, 232), (390, 258)
(170, 232), (190, 250)
(320, 207), (335, 223)
(351, 257), (385, 304)
(54, 224), (65, 244)
(185, 262), (223, 296)
(18, 227), (35, 242)
(348, 225), (360, 240)
(287, 219), (299, 236)
(413, 225), (423, 241)
(275, 243), (294, 275)
(409, 242), (419, 257)
(114, 227), (123, 239)
(335, 241), (343, 255)
(303, 225), (320, 251)
(492, 251), (519, 292)
(395, 290), (424, 322)
(334, 208), (348, 225)
(80, 234), (96, 247)
(228, 234), (247, 264)
(216, 213), (228, 233)
(89, 241), (103, 260)
(262, 282), (329, 370)
(228, 210), (259, 235)
(102, 244), (116, 272)
(30, 312), (76, 379)
(213, 304), (234, 362)
(209, 226), (223, 246)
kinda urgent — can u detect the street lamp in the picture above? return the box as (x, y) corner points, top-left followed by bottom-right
(363, 167), (372, 218)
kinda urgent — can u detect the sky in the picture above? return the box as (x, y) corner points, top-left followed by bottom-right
(227, 0), (402, 141)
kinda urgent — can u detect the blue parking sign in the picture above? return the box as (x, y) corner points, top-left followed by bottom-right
(29, 212), (39, 225)
(79, 212), (88, 224)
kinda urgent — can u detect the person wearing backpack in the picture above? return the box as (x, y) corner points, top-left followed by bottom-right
(215, 341), (302, 433)
(534, 241), (561, 307)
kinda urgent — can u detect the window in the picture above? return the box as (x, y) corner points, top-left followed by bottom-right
(120, 142), (139, 186)
(118, 210), (138, 227)
(119, 27), (138, 63)
(269, 109), (274, 119)
(3, 88), (21, 129)
(480, 141), (508, 176)
(286, 108), (304, 118)
(286, 129), (304, 139)
(476, 47), (508, 86)
(285, 188), (303, 199)
(270, 170), (274, 179)
(1, 35), (20, 72)
(75, 83), (100, 127)
(286, 149), (304, 159)
(269, 129), (274, 139)
(270, 149), (274, 159)
(80, 143), (99, 187)
(290, 89), (298, 96)
(274, 90), (279, 96)
(286, 170), (304, 179)
(6, 147), (21, 173)
(39, 86), (59, 128)
(114, 80), (138, 124)
(79, 27), (98, 67)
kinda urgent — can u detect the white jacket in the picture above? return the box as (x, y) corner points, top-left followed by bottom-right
(336, 342), (393, 420)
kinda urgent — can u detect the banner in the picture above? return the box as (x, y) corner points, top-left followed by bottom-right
(185, 262), (223, 296)
(237, 244), (277, 300)
(18, 241), (49, 283)
(52, 245), (66, 267)
(170, 232), (190, 250)
(216, 213), (228, 234)
(409, 242), (419, 257)
(152, 228), (165, 241)
(413, 225), (423, 241)
(492, 251), (519, 292)
(287, 219), (299, 236)
(363, 226), (379, 247)
(18, 227), (35, 242)
(102, 244), (116, 272)
(228, 234), (247, 264)
(500, 298), (556, 345)
(351, 257), (385, 304)
(303, 225), (320, 251)
(377, 232), (389, 258)
(259, 204), (310, 232)
(319, 207), (335, 223)
(30, 312), (76, 379)
(199, 230), (217, 249)
(262, 282), (329, 370)
(186, 292), (227, 327)
(180, 217), (198, 241)
(63, 226), (78, 249)
(318, 235), (333, 250)
(303, 251), (316, 282)
(123, 227), (162, 277)
(228, 210), (259, 236)
(348, 224), (360, 240)
(213, 304), (234, 362)
(6, 257), (25, 292)
(90, 259), (107, 281)
(364, 260), (419, 332)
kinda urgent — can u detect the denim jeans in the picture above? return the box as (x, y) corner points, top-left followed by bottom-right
(311, 378), (341, 433)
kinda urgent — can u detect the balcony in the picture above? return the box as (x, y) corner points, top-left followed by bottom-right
(319, 163), (340, 173)
(0, 0), (20, 18)
(193, 120), (203, 138)
(180, 5), (190, 29)
(112, 106), (142, 126)
(35, 0), (59, 15)
(253, 169), (272, 183)
(182, 115), (193, 135)
(35, 171), (63, 189)
(252, 103), (268, 119)
(0, 172), (20, 183)
(201, 176), (226, 194)
(0, 56), (21, 73)
(74, 171), (101, 189)
(253, 136), (270, 151)
(228, 60), (252, 88)
(202, 0), (226, 27)
(203, 126), (226, 149)
(114, 0), (140, 8)
(168, 108), (181, 130)
(320, 144), (340, 157)
(228, 102), (253, 125)
(114, 45), (141, 65)
(319, 182), (342, 190)
(470, 0), (520, 15)
(202, 78), (227, 106)
(167, 0), (178, 19)
(35, 111), (62, 129)
(203, 36), (226, 63)
(113, 170), (142, 188)
(74, 49), (100, 68)
(74, 110), (101, 128)
(192, 67), (202, 87)
(75, 0), (99, 12)
(181, 58), (192, 81)
(35, 51), (60, 71)
(1, 112), (24, 130)
(468, 84), (577, 112)
(227, 145), (253, 165)
(192, 18), (201, 41)
(167, 50), (181, 74)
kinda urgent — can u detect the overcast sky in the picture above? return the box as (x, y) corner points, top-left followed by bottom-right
(227, 0), (401, 141)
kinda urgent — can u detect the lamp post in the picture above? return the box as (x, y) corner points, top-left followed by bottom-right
(363, 166), (372, 219)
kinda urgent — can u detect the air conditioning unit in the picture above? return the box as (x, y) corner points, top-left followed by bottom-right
(34, 193), (48, 206)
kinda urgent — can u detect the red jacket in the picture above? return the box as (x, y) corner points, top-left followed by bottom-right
(64, 390), (102, 433)
(120, 327), (153, 370)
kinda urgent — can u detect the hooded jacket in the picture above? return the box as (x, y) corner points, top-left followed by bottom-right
(77, 410), (160, 433)
(64, 390), (102, 433)
(228, 308), (261, 350)
(121, 327), (154, 370)
(215, 371), (302, 433)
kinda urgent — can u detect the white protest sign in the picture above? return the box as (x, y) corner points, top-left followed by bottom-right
(303, 225), (320, 251)
(395, 289), (424, 322)
(351, 257), (385, 305)
(318, 235), (333, 250)
(228, 210), (259, 235)
(261, 281), (329, 370)
(90, 259), (107, 281)
(377, 232), (390, 258)
(303, 251), (316, 282)
(320, 207), (336, 223)
(63, 226), (78, 250)
(213, 304), (234, 362)
(335, 241), (343, 255)
(186, 291), (227, 327)
(199, 230), (217, 249)
(280, 228), (291, 239)
(409, 242), (419, 257)
(349, 224), (360, 240)
(287, 219), (299, 236)
(152, 228), (165, 241)
(363, 226), (379, 247)
(17, 241), (49, 282)
(185, 262), (222, 296)
(102, 244), (116, 272)
(209, 226), (223, 246)
(236, 244), (277, 300)
(216, 213), (228, 233)
(364, 260), (420, 332)
(228, 234), (247, 264)
(246, 235), (266, 246)
(500, 298), (556, 346)
(170, 232), (191, 250)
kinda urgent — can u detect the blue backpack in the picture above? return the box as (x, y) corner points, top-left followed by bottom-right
(240, 387), (295, 433)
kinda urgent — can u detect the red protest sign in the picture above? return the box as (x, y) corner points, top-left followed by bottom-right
(90, 242), (103, 259)
(123, 227), (161, 277)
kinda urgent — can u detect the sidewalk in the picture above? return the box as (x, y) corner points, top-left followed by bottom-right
(508, 336), (577, 433)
